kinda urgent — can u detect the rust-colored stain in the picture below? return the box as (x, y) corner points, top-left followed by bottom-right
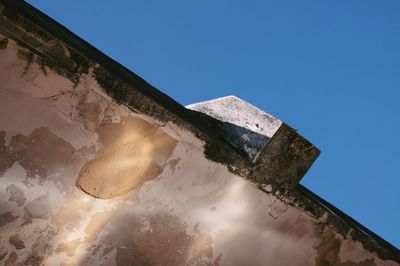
(76, 116), (178, 199)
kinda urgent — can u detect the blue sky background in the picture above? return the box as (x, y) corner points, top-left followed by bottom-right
(27, 1), (400, 248)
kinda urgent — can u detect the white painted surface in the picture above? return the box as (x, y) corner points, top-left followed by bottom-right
(187, 96), (282, 160)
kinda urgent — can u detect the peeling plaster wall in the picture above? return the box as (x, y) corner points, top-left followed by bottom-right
(0, 31), (398, 266)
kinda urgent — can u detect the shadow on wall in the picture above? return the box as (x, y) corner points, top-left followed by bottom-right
(188, 109), (270, 161)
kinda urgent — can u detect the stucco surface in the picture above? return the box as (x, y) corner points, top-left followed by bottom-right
(0, 34), (397, 266)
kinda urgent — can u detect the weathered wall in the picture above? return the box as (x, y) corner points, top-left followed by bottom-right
(0, 1), (399, 265)
(0, 31), (396, 266)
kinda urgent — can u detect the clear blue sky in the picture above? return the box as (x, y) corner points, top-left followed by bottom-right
(27, 1), (400, 248)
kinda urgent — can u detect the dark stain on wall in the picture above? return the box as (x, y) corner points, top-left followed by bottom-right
(0, 37), (7, 49)
(0, 211), (18, 227)
(315, 230), (342, 266)
(9, 234), (25, 250)
(0, 131), (14, 176)
(8, 127), (75, 179)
